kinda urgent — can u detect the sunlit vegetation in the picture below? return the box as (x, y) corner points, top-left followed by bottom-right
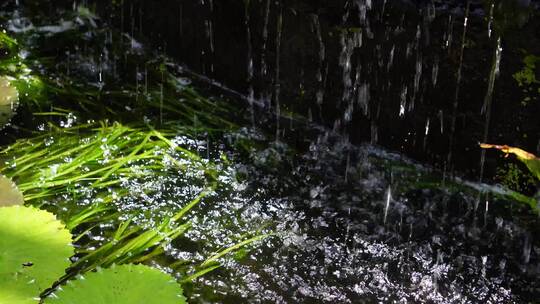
(0, 16), (268, 302)
(45, 264), (187, 304)
(0, 206), (189, 303)
(514, 54), (540, 105)
(480, 143), (540, 181)
(496, 163), (537, 193)
(0, 206), (73, 303)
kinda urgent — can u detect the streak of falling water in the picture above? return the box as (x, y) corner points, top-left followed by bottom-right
(259, 0), (272, 108)
(479, 37), (502, 182)
(484, 199), (489, 227)
(97, 53), (104, 90)
(357, 82), (369, 116)
(523, 235), (531, 265)
(138, 5), (143, 36)
(244, 0), (255, 125)
(356, 0), (371, 25)
(130, 4), (135, 49)
(432, 55), (439, 86)
(274, 5), (283, 141)
(438, 110), (444, 134)
(447, 2), (470, 165)
(412, 53), (422, 109)
(371, 119), (378, 144)
(144, 65), (148, 95)
(260, 0), (270, 80)
(312, 14), (326, 108)
(481, 256), (488, 278)
(444, 15), (453, 50)
(383, 186), (392, 225)
(178, 3), (183, 37)
(159, 83), (163, 125)
(387, 45), (395, 72)
(487, 3), (495, 38)
(159, 65), (164, 125)
(120, 0), (124, 44)
(423, 117), (430, 150)
(399, 86), (408, 117)
(424, 3), (436, 46)
(135, 65), (139, 103)
(339, 29), (361, 109)
(345, 151), (350, 182)
(206, 0), (215, 73)
(412, 25), (422, 104)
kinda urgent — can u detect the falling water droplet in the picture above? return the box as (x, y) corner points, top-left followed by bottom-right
(480, 37), (503, 181)
(481, 256), (488, 278)
(383, 187), (392, 225)
(447, 2), (470, 164)
(274, 5), (283, 141)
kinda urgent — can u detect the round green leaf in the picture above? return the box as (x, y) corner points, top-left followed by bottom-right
(0, 206), (73, 304)
(0, 76), (19, 129)
(0, 174), (24, 207)
(46, 264), (187, 304)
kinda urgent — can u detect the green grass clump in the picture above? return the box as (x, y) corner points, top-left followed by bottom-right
(0, 121), (269, 296)
(0, 122), (210, 206)
(0, 121), (215, 265)
(0, 15), (270, 301)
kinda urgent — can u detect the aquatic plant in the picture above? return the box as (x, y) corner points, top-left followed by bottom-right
(0, 20), (271, 298)
(0, 121), (270, 297)
(513, 54), (540, 106)
(0, 31), (18, 55)
(0, 174), (23, 206)
(0, 206), (73, 304)
(514, 55), (540, 88)
(0, 122), (212, 206)
(480, 143), (540, 181)
(0, 205), (190, 303)
(0, 15), (239, 137)
(495, 163), (537, 193)
(0, 75), (19, 129)
(68, 191), (209, 275)
(45, 264), (186, 304)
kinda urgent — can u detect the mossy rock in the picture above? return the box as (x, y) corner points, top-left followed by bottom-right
(0, 174), (24, 207)
(0, 206), (73, 304)
(46, 264), (187, 304)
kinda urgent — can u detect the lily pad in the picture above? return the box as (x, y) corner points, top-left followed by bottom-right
(0, 76), (19, 129)
(0, 174), (24, 207)
(46, 264), (187, 304)
(0, 206), (73, 304)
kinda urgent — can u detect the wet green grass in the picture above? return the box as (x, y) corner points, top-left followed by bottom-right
(0, 21), (270, 298)
(0, 121), (269, 293)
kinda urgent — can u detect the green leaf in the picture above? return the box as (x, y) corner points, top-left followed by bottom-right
(0, 32), (18, 54)
(46, 264), (187, 304)
(480, 143), (540, 181)
(522, 158), (540, 181)
(0, 206), (73, 304)
(0, 76), (19, 129)
(0, 174), (24, 207)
